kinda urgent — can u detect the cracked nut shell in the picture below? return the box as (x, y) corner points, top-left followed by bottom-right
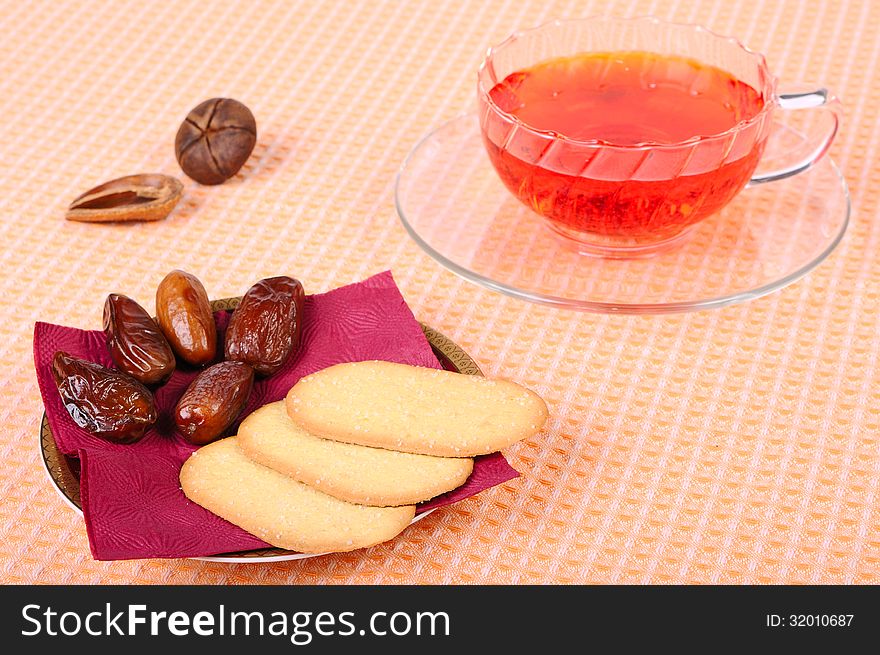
(66, 174), (183, 223)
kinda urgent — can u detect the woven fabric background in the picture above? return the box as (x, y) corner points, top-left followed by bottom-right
(1, 0), (878, 584)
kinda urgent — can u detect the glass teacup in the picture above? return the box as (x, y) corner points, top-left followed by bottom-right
(478, 17), (841, 258)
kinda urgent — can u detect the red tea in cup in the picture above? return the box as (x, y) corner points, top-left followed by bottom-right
(491, 52), (765, 145)
(481, 51), (767, 248)
(478, 18), (840, 258)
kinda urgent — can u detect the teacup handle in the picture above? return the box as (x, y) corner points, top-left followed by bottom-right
(748, 85), (842, 185)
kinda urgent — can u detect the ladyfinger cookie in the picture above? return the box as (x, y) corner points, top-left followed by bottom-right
(238, 401), (473, 506)
(285, 361), (548, 457)
(180, 437), (416, 554)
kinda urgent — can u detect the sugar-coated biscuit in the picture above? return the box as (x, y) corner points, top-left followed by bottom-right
(238, 401), (473, 506)
(179, 437), (416, 553)
(286, 361), (549, 456)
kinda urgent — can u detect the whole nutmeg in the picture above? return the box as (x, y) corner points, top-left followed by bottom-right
(175, 98), (257, 185)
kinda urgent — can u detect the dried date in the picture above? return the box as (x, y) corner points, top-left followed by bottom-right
(224, 276), (305, 376)
(174, 361), (254, 445)
(155, 270), (217, 366)
(51, 351), (157, 443)
(103, 293), (176, 385)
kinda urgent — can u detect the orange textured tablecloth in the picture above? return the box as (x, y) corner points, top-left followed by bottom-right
(1, 0), (878, 584)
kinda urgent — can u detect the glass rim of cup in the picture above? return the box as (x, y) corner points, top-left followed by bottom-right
(477, 15), (780, 151)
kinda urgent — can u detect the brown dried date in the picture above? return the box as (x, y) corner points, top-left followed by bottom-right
(224, 276), (305, 376)
(103, 293), (176, 385)
(51, 351), (157, 444)
(174, 361), (254, 445)
(156, 270), (217, 366)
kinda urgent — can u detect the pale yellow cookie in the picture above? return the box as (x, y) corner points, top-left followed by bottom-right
(286, 361), (549, 456)
(179, 437), (416, 554)
(238, 401), (473, 506)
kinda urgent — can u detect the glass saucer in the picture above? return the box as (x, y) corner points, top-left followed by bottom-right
(395, 113), (850, 314)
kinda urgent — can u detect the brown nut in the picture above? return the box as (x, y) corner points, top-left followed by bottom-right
(174, 361), (254, 445)
(103, 293), (176, 385)
(175, 98), (257, 185)
(52, 351), (157, 444)
(66, 174), (183, 223)
(156, 270), (217, 366)
(224, 276), (305, 376)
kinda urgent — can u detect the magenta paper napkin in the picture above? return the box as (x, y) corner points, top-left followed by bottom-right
(33, 271), (519, 560)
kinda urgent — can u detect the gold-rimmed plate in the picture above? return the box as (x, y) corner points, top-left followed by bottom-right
(39, 297), (482, 563)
